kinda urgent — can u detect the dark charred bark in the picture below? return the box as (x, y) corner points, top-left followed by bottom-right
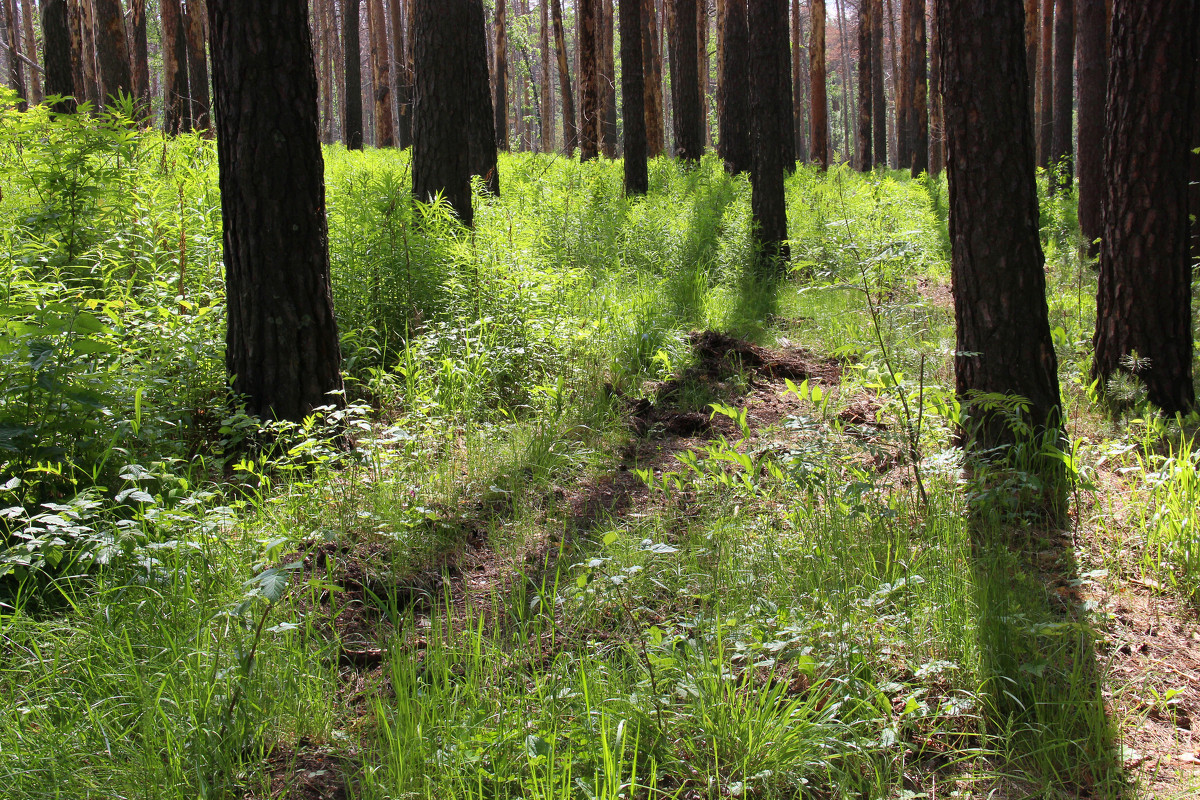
(897, 0), (912, 168)
(93, 0), (132, 105)
(344, 0), (363, 148)
(161, 0), (190, 132)
(412, 0), (473, 225)
(494, 0), (509, 151)
(856, 0), (873, 170)
(207, 0), (345, 422)
(130, 0), (151, 119)
(810, 0), (829, 168)
(929, 2), (943, 174)
(1076, 0), (1106, 256)
(643, 0), (664, 156)
(937, 0), (1064, 466)
(184, 2), (212, 134)
(579, 0), (600, 160)
(41, 0), (77, 113)
(872, 0), (886, 167)
(908, 0), (927, 176)
(1092, 0), (1198, 414)
(668, 0), (704, 161)
(1048, 0), (1074, 193)
(621, 0), (648, 194)
(748, 0), (790, 268)
(551, 0), (577, 154)
(466, 0), (499, 196)
(718, 0), (750, 173)
(1024, 0), (1038, 125)
(1037, 0), (1052, 167)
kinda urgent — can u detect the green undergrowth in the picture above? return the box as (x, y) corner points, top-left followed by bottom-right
(0, 97), (1177, 798)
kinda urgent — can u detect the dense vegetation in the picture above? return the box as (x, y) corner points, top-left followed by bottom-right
(1, 99), (1197, 799)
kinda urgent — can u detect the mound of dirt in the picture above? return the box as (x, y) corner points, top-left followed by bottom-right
(688, 330), (843, 383)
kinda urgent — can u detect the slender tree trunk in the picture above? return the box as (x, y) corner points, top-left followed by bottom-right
(855, 0), (872, 170)
(344, 0), (363, 148)
(834, 0), (853, 161)
(1048, 0), (1073, 193)
(643, 0), (664, 156)
(1093, 0), (1198, 414)
(208, 0), (345, 422)
(42, 0), (76, 113)
(697, 0), (708, 146)
(1076, 0), (1105, 256)
(872, 0), (886, 166)
(897, 0), (913, 168)
(1037, 0), (1052, 167)
(68, 0), (85, 103)
(775, 0), (794, 167)
(130, 0), (150, 119)
(390, 0), (412, 148)
(885, 0), (898, 165)
(810, 0), (828, 168)
(161, 0), (190, 131)
(412, 0), (473, 224)
(466, 0), (499, 195)
(791, 0), (808, 163)
(2, 0), (25, 109)
(1191, 32), (1199, 265)
(928, 3), (943, 174)
(748, 0), (790, 268)
(541, 0), (552, 152)
(19, 0), (39, 104)
(579, 0), (600, 159)
(365, 0), (392, 145)
(601, 0), (617, 156)
(937, 0), (1064, 486)
(668, 0), (704, 160)
(493, 0), (509, 151)
(908, 0), (926, 175)
(621, 0), (647, 193)
(551, 0), (577, 154)
(185, 1), (212, 134)
(78, 0), (101, 109)
(718, 0), (750, 173)
(330, 0), (345, 142)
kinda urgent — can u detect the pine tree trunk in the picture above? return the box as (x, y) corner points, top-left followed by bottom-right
(775, 0), (794, 167)
(412, 0), (473, 224)
(579, 0), (600, 160)
(718, 0), (750, 173)
(494, 0), (509, 151)
(2, 0), (25, 110)
(1092, 0), (1198, 414)
(871, 0), (885, 166)
(41, 0), (76, 113)
(810, 0), (828, 168)
(697, 0), (708, 147)
(855, 0), (872, 170)
(748, 0), (790, 267)
(642, 0), (664, 156)
(19, 0), (39, 104)
(601, 0), (617, 156)
(1037, 0), (1052, 167)
(834, 0), (853, 161)
(621, 0), (648, 193)
(897, 0), (912, 168)
(129, 0), (151, 119)
(936, 0), (1064, 467)
(78, 0), (101, 109)
(908, 0), (927, 176)
(541, 0), (552, 152)
(344, 0), (363, 148)
(366, 0), (393, 146)
(668, 0), (704, 160)
(1076, 0), (1105, 256)
(792, 0), (808, 163)
(92, 0), (131, 105)
(885, 0), (897, 165)
(330, 0), (345, 142)
(928, 3), (943, 174)
(551, 0), (577, 154)
(185, 1), (212, 134)
(161, 0), (190, 131)
(1024, 0), (1037, 125)
(390, 0), (412, 148)
(1049, 0), (1073, 193)
(208, 0), (345, 422)
(466, 0), (499, 195)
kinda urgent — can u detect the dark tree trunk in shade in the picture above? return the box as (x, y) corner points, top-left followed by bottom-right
(551, 0), (577, 154)
(908, 0), (927, 175)
(41, 0), (77, 113)
(4, 0), (25, 109)
(792, 0), (808, 163)
(344, 0), (363, 148)
(897, 0), (912, 168)
(643, 0), (664, 156)
(1093, 0), (1198, 414)
(1076, 0), (1106, 256)
(412, 0), (473, 225)
(161, 0), (191, 132)
(718, 0), (750, 173)
(579, 0), (601, 161)
(93, 0), (131, 104)
(389, 0), (412, 148)
(466, 0), (499, 196)
(1049, 0), (1073, 192)
(810, 0), (829, 168)
(184, 2), (212, 134)
(855, 0), (872, 170)
(775, 0), (795, 168)
(1192, 42), (1199, 265)
(871, 0), (886, 167)
(493, 0), (509, 151)
(206, 0), (346, 422)
(1037, 0), (1052, 167)
(936, 0), (1064, 459)
(620, 0), (648, 194)
(130, 0), (151, 119)
(601, 0), (617, 157)
(748, 0), (790, 268)
(668, 0), (704, 161)
(1024, 0), (1038, 125)
(928, 2), (943, 174)
(19, 0), (40, 105)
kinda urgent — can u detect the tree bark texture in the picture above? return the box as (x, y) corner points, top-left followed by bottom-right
(896, 0), (912, 167)
(19, 0), (39, 104)
(928, 2), (943, 174)
(668, 0), (703, 161)
(207, 0), (346, 422)
(1092, 0), (1198, 414)
(810, 0), (828, 168)
(855, 0), (872, 170)
(792, 0), (808, 163)
(541, 0), (552, 152)
(41, 0), (77, 113)
(601, 0), (617, 156)
(493, 0), (509, 151)
(748, 0), (790, 267)
(4, 0), (25, 109)
(92, 0), (132, 105)
(1024, 0), (1037, 126)
(1049, 0), (1073, 192)
(1037, 0), (1052, 167)
(872, 0), (886, 167)
(718, 0), (750, 173)
(908, 0), (927, 175)
(1076, 0), (1106, 255)
(642, 0), (664, 156)
(774, 0), (794, 167)
(620, 0), (647, 193)
(78, 0), (101, 109)
(389, 0), (412, 148)
(466, 0), (499, 196)
(937, 0), (1063, 452)
(365, 0), (392, 145)
(130, 0), (151, 118)
(344, 0), (363, 148)
(161, 0), (190, 131)
(551, 0), (577, 154)
(412, 0), (473, 225)
(579, 0), (600, 160)
(184, 1), (212, 134)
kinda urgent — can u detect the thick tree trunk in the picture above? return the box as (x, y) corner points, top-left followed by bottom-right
(130, 0), (151, 119)
(748, 0), (790, 268)
(184, 1), (212, 134)
(19, 0), (39, 104)
(161, 0), (190, 131)
(78, 0), (101, 109)
(1024, 0), (1037, 125)
(412, 0), (473, 223)
(3, 0), (25, 109)
(494, 0), (509, 151)
(872, 0), (886, 167)
(365, 0), (392, 146)
(908, 0), (927, 176)
(601, 0), (617, 157)
(775, 0), (794, 167)
(928, 3), (943, 174)
(668, 0), (704, 161)
(466, 0), (499, 196)
(1036, 0), (1052, 167)
(1092, 0), (1198, 414)
(207, 0), (345, 422)
(344, 0), (363, 148)
(621, 0), (647, 193)
(697, 0), (709, 147)
(642, 0), (664, 156)
(1076, 0), (1105, 256)
(810, 0), (828, 168)
(718, 0), (750, 173)
(1048, 0), (1073, 193)
(41, 0), (77, 113)
(937, 0), (1063, 463)
(791, 0), (808, 163)
(579, 0), (600, 160)
(855, 0), (872, 170)
(390, 0), (412, 148)
(551, 0), (577, 154)
(93, 0), (132, 105)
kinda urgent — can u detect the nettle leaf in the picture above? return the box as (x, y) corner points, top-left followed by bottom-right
(115, 488), (155, 505)
(245, 562), (301, 603)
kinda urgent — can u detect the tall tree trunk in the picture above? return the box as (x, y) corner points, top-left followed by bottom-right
(2, 0), (25, 110)
(466, 0), (499, 195)
(1037, 0), (1052, 167)
(494, 0), (509, 151)
(936, 0), (1064, 490)
(1191, 30), (1199, 265)
(93, 0), (132, 105)
(601, 0), (617, 156)
(855, 0), (872, 170)
(775, 0), (794, 167)
(366, 0), (392, 145)
(541, 0), (552, 152)
(412, 0), (473, 223)
(908, 0), (927, 175)
(642, 0), (664, 156)
(897, 0), (913, 168)
(551, 0), (577, 154)
(19, 0), (39, 104)
(390, 0), (412, 148)
(344, 0), (363, 148)
(748, 0), (790, 268)
(718, 0), (750, 173)
(791, 0), (808, 162)
(161, 0), (190, 131)
(1093, 0), (1198, 414)
(697, 0), (708, 146)
(834, 0), (853, 161)
(872, 0), (886, 166)
(579, 0), (600, 159)
(185, 1), (212, 134)
(1024, 0), (1038, 125)
(621, 0), (648, 193)
(928, 3), (943, 174)
(885, 0), (897, 165)
(810, 0), (828, 168)
(130, 0), (151, 119)
(208, 0), (345, 422)
(41, 0), (77, 113)
(78, 0), (101, 108)
(330, 0), (345, 142)
(1076, 0), (1106, 256)
(1048, 0), (1073, 193)
(668, 0), (704, 160)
